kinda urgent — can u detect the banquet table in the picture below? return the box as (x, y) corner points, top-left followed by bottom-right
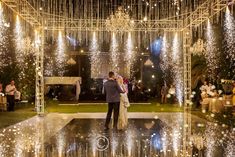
(208, 97), (233, 113)
(0, 96), (7, 111)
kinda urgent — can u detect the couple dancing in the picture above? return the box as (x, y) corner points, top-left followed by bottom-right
(103, 71), (130, 131)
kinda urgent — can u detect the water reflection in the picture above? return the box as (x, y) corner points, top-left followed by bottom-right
(0, 114), (234, 157)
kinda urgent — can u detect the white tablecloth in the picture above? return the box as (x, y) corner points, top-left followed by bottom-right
(209, 97), (232, 113)
(208, 98), (223, 113)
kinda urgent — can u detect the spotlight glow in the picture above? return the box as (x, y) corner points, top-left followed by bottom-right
(66, 35), (77, 47)
(150, 37), (163, 56)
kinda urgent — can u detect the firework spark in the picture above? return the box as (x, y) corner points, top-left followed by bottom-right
(160, 33), (170, 79)
(14, 15), (24, 62)
(0, 2), (9, 69)
(110, 32), (119, 72)
(224, 129), (235, 157)
(205, 19), (219, 80)
(44, 56), (54, 76)
(124, 32), (134, 78)
(172, 33), (180, 62)
(172, 114), (183, 155)
(172, 33), (183, 105)
(161, 131), (168, 155)
(55, 31), (66, 76)
(224, 7), (235, 72)
(204, 123), (220, 157)
(89, 32), (101, 78)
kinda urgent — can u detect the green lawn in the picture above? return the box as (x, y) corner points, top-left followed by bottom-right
(1, 100), (234, 130)
(0, 103), (37, 129)
(0, 109), (36, 129)
(45, 100), (184, 113)
(0, 100), (185, 129)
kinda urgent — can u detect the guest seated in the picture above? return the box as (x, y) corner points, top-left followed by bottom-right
(233, 82), (235, 106)
(211, 89), (219, 98)
(207, 83), (216, 97)
(200, 89), (210, 112)
(200, 81), (209, 92)
(14, 91), (21, 102)
(0, 83), (4, 96)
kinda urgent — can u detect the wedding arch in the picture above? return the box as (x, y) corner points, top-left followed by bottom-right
(44, 77), (81, 102)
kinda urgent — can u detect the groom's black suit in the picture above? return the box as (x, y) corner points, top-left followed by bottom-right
(103, 79), (124, 130)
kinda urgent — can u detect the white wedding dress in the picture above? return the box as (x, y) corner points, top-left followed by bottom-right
(118, 84), (130, 130)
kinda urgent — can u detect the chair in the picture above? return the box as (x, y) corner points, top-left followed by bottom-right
(0, 96), (7, 111)
(223, 95), (233, 112)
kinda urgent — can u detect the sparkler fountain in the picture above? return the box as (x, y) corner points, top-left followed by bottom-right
(0, 2), (10, 70)
(0, 0), (233, 156)
(14, 15), (24, 59)
(224, 6), (235, 74)
(89, 32), (101, 78)
(172, 33), (184, 106)
(110, 32), (119, 73)
(124, 32), (134, 78)
(205, 19), (219, 80)
(160, 33), (170, 76)
(55, 31), (66, 76)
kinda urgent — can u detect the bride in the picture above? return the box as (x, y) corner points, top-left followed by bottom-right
(117, 76), (130, 130)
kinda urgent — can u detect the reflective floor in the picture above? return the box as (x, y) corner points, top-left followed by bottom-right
(0, 113), (234, 157)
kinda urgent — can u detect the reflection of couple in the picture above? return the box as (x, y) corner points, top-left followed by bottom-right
(103, 71), (130, 131)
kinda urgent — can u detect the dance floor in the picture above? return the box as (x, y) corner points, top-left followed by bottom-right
(0, 113), (234, 157)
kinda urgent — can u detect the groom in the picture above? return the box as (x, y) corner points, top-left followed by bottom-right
(103, 71), (124, 131)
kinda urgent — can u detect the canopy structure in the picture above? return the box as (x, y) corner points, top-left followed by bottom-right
(0, 0), (230, 155)
(44, 77), (81, 101)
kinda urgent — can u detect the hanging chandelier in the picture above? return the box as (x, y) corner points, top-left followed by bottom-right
(105, 6), (134, 32)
